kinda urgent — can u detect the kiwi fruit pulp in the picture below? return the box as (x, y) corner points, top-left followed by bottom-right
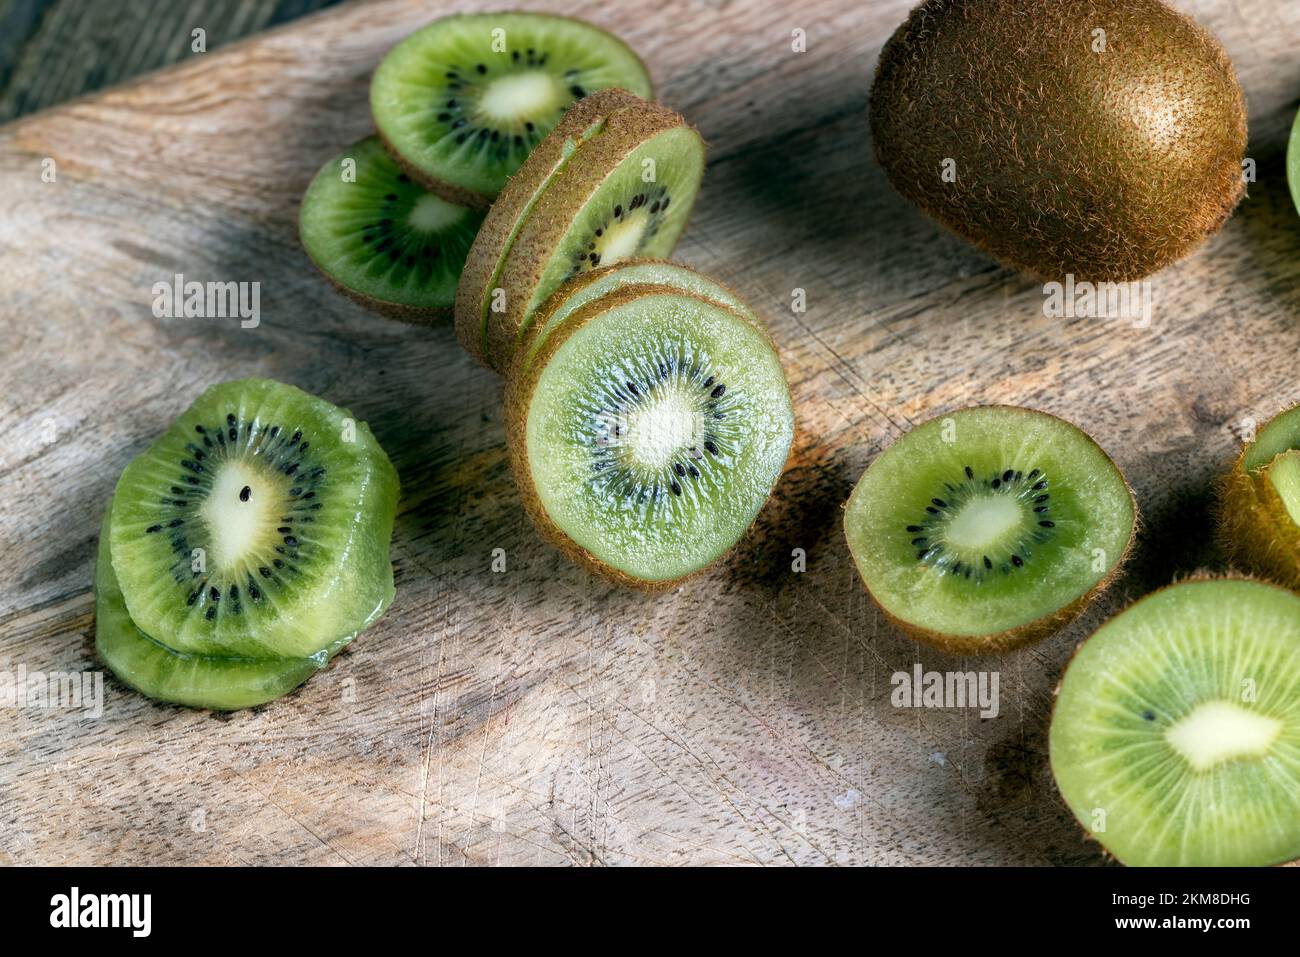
(1290, 107), (1300, 217)
(870, 0), (1247, 281)
(506, 286), (793, 586)
(299, 136), (485, 316)
(481, 97), (705, 373)
(371, 12), (652, 206)
(454, 89), (645, 368)
(95, 510), (331, 711)
(108, 378), (399, 664)
(1217, 403), (1300, 588)
(844, 406), (1135, 653)
(515, 259), (760, 376)
(1050, 577), (1300, 867)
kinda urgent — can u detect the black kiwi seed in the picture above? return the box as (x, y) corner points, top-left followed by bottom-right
(239, 485), (251, 502)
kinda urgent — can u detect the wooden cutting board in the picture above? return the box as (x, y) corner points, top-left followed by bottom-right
(2, 0), (1297, 866)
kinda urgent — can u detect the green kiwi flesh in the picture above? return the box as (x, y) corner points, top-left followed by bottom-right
(844, 406), (1135, 653)
(371, 12), (652, 205)
(507, 287), (793, 585)
(485, 102), (705, 373)
(299, 136), (484, 314)
(1217, 403), (1300, 588)
(1290, 107), (1300, 217)
(517, 259), (760, 375)
(1050, 577), (1300, 867)
(95, 510), (331, 711)
(870, 0), (1247, 281)
(108, 378), (399, 662)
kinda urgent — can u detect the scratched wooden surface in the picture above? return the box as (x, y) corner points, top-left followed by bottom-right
(1, 0), (1299, 866)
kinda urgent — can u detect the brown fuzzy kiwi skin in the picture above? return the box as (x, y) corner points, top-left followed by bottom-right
(454, 89), (647, 369)
(844, 405), (1139, 656)
(504, 284), (792, 590)
(869, 0), (1248, 282)
(1214, 447), (1300, 590)
(1047, 571), (1300, 867)
(484, 100), (705, 375)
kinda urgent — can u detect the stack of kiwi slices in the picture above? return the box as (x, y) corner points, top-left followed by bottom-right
(96, 379), (399, 710)
(843, 406), (1137, 654)
(299, 12), (655, 318)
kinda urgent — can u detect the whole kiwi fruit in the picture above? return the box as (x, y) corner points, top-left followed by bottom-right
(870, 0), (1248, 282)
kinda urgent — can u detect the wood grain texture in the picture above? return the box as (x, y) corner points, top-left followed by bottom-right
(2, 0), (1300, 866)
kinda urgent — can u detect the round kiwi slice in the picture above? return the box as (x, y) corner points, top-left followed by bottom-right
(95, 509), (330, 711)
(515, 258), (761, 376)
(505, 286), (793, 586)
(454, 88), (645, 368)
(482, 97), (705, 374)
(299, 136), (485, 318)
(844, 406), (1136, 653)
(1050, 577), (1300, 867)
(109, 378), (399, 662)
(1217, 402), (1300, 588)
(371, 12), (652, 207)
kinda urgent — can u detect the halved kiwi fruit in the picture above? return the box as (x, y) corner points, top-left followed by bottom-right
(299, 136), (485, 318)
(454, 88), (645, 368)
(1050, 576), (1300, 867)
(479, 96), (704, 374)
(505, 286), (793, 587)
(371, 12), (652, 207)
(844, 406), (1136, 654)
(95, 509), (330, 711)
(108, 378), (399, 664)
(1216, 402), (1300, 588)
(514, 258), (760, 377)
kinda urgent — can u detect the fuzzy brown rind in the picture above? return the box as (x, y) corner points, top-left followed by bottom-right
(484, 100), (704, 374)
(453, 89), (646, 369)
(869, 0), (1248, 282)
(844, 405), (1139, 655)
(1048, 572), (1300, 867)
(1214, 450), (1300, 590)
(504, 284), (792, 590)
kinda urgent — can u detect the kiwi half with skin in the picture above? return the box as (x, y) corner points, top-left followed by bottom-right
(454, 89), (646, 367)
(505, 285), (793, 587)
(870, 0), (1247, 281)
(514, 258), (761, 377)
(1050, 576), (1300, 866)
(371, 12), (652, 207)
(95, 509), (333, 710)
(299, 136), (485, 318)
(1216, 403), (1300, 589)
(108, 379), (399, 666)
(481, 96), (705, 374)
(844, 406), (1136, 654)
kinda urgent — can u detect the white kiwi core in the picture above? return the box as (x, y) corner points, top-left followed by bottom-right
(201, 462), (287, 571)
(478, 71), (562, 123)
(1165, 700), (1283, 772)
(407, 193), (464, 232)
(944, 495), (1023, 551)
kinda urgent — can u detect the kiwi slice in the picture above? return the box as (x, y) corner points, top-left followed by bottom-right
(1050, 577), (1300, 867)
(505, 286), (793, 586)
(515, 258), (761, 376)
(481, 97), (705, 373)
(109, 378), (399, 662)
(299, 136), (485, 317)
(1290, 107), (1300, 217)
(371, 13), (652, 207)
(1217, 403), (1300, 588)
(95, 509), (330, 711)
(844, 406), (1136, 653)
(454, 89), (645, 368)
